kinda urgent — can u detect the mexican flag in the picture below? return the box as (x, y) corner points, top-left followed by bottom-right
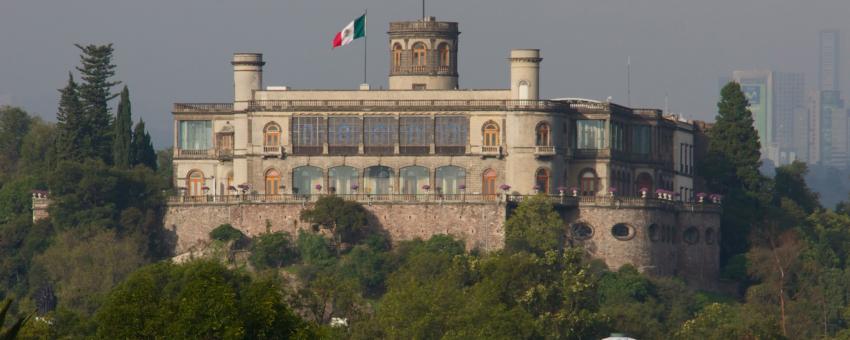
(332, 14), (365, 48)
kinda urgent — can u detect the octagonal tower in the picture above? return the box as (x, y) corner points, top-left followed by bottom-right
(388, 16), (459, 90)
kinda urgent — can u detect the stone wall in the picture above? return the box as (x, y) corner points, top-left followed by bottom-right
(163, 201), (505, 254)
(163, 200), (720, 289)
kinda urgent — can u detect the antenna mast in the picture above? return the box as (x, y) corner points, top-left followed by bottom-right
(422, 0), (425, 18)
(627, 56), (631, 107)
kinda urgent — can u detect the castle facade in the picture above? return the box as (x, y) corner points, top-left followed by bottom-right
(167, 16), (721, 287)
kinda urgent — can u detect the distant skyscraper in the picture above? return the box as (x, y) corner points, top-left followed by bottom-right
(732, 70), (773, 149)
(774, 72), (805, 153)
(820, 30), (840, 92)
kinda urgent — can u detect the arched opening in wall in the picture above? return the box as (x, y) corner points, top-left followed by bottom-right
(438, 43), (451, 67)
(648, 224), (660, 242)
(579, 169), (598, 196)
(364, 166), (394, 195)
(412, 42), (427, 68)
(264, 123), (281, 150)
(535, 168), (550, 194)
(611, 223), (635, 241)
(436, 165), (466, 195)
(636, 172), (653, 193)
(392, 43), (403, 71)
(482, 121), (500, 147)
(265, 169), (281, 195)
(226, 172), (234, 195)
(187, 170), (205, 196)
(705, 228), (715, 245)
(329, 166), (359, 195)
(292, 166), (323, 196)
(400, 166), (429, 195)
(571, 222), (594, 241)
(519, 80), (530, 100)
(535, 122), (550, 146)
(684, 227), (700, 245)
(482, 169), (497, 198)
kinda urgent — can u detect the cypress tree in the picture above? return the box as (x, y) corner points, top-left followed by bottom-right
(56, 73), (85, 161)
(130, 119), (157, 170)
(702, 82), (768, 265)
(112, 86), (132, 168)
(75, 43), (120, 163)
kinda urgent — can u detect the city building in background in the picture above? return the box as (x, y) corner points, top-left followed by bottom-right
(817, 30), (847, 169)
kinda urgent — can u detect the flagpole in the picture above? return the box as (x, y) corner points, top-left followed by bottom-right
(363, 9), (368, 85)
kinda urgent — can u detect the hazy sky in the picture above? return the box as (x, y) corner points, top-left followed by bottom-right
(1, 0), (849, 148)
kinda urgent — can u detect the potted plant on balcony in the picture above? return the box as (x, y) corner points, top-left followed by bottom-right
(570, 187), (579, 197)
(351, 183), (359, 193)
(607, 187), (617, 197)
(533, 185), (541, 194)
(709, 193), (722, 204)
(422, 184), (431, 195)
(696, 192), (706, 203)
(557, 186), (567, 196)
(315, 184), (322, 194)
(640, 187), (649, 198)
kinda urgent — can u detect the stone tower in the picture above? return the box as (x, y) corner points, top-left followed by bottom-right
(509, 49), (541, 100)
(388, 16), (459, 90)
(232, 53), (264, 111)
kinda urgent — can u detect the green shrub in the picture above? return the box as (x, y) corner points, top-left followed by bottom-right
(209, 224), (244, 242)
(249, 232), (299, 270)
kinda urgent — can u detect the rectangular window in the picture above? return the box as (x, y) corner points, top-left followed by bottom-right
(399, 116), (432, 155)
(364, 117), (397, 155)
(412, 84), (427, 90)
(576, 120), (606, 149)
(179, 120), (212, 150)
(328, 117), (360, 155)
(435, 116), (468, 155)
(631, 125), (651, 155)
(291, 117), (325, 155)
(611, 122), (625, 152)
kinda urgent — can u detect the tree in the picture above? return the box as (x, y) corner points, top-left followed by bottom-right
(130, 119), (157, 170)
(300, 196), (369, 252)
(111, 86), (132, 168)
(75, 43), (120, 163)
(0, 106), (31, 179)
(504, 194), (564, 256)
(702, 82), (769, 264)
(249, 231), (299, 270)
(55, 73), (85, 161)
(0, 299), (29, 340)
(774, 161), (820, 214)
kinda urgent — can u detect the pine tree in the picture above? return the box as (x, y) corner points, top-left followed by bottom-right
(130, 119), (157, 170)
(702, 82), (768, 266)
(112, 86), (132, 168)
(56, 72), (85, 161)
(75, 43), (121, 163)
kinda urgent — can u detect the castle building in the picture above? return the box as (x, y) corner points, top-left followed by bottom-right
(168, 16), (720, 287)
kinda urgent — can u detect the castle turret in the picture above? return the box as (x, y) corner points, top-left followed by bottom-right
(232, 53), (264, 110)
(509, 49), (541, 100)
(388, 17), (459, 90)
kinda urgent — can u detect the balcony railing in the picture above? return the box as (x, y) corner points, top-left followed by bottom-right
(173, 103), (233, 113)
(262, 145), (282, 157)
(389, 21), (458, 32)
(217, 149), (234, 160)
(533, 145), (556, 157)
(247, 100), (568, 112)
(176, 149), (215, 159)
(481, 145), (501, 156)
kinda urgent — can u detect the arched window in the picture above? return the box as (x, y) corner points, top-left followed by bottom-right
(535, 168), (550, 194)
(519, 80), (530, 100)
(571, 223), (594, 241)
(329, 166), (359, 195)
(482, 122), (499, 147)
(535, 122), (550, 146)
(636, 172), (653, 193)
(438, 43), (450, 67)
(392, 43), (403, 70)
(187, 170), (204, 196)
(482, 169), (497, 197)
(365, 166), (394, 195)
(412, 43), (427, 67)
(293, 166), (323, 196)
(705, 228), (716, 245)
(579, 169), (598, 196)
(226, 172), (234, 194)
(400, 166), (429, 195)
(436, 165), (466, 195)
(648, 224), (660, 242)
(265, 169), (281, 195)
(684, 227), (700, 245)
(264, 123), (281, 147)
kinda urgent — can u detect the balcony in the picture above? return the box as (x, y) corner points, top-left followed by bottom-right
(176, 149), (215, 159)
(533, 145), (556, 157)
(573, 149), (611, 159)
(262, 146), (282, 158)
(217, 149), (234, 161)
(480, 146), (502, 157)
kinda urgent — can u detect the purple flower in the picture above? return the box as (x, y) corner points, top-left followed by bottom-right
(422, 184), (431, 190)
(640, 187), (649, 192)
(570, 187), (578, 192)
(608, 187), (617, 193)
(533, 185), (541, 191)
(458, 184), (466, 190)
(499, 184), (511, 191)
(201, 186), (210, 191)
(351, 183), (359, 190)
(228, 186), (237, 191)
(696, 192), (707, 198)
(315, 184), (322, 191)
(557, 186), (568, 192)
